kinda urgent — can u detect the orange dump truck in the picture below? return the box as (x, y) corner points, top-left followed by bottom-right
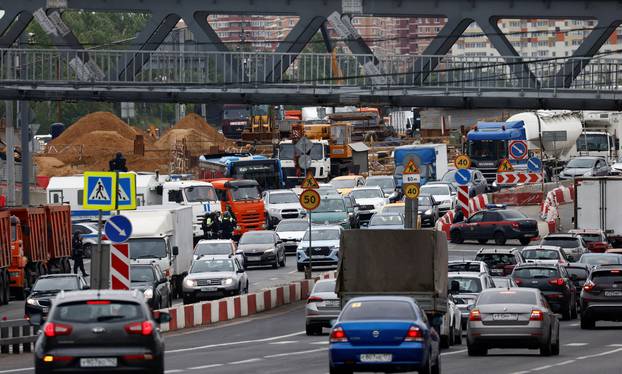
(0, 211), (11, 305)
(208, 178), (266, 239)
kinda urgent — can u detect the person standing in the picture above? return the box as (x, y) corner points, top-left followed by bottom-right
(72, 232), (88, 277)
(109, 152), (128, 172)
(220, 211), (236, 240)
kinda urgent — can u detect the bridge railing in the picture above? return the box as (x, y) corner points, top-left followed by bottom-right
(0, 48), (619, 91)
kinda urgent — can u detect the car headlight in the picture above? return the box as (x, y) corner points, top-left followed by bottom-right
(584, 170), (593, 176)
(143, 287), (153, 299)
(26, 298), (38, 306)
(224, 278), (234, 285)
(425, 209), (432, 215)
(269, 208), (280, 214)
(184, 278), (197, 288)
(264, 248), (275, 253)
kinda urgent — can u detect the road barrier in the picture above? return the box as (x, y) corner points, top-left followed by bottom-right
(540, 185), (575, 234)
(435, 194), (490, 239)
(0, 319), (36, 354)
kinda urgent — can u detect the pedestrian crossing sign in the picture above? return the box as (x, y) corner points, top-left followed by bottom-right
(117, 173), (137, 210)
(84, 172), (117, 211)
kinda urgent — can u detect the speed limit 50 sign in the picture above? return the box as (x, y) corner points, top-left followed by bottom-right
(299, 189), (321, 211)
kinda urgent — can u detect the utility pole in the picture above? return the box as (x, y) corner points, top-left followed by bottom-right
(19, 101), (30, 206)
(4, 101), (15, 206)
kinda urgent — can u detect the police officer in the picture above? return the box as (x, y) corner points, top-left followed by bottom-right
(201, 213), (213, 239)
(72, 232), (88, 277)
(220, 211), (236, 240)
(109, 152), (128, 172)
(452, 205), (464, 224)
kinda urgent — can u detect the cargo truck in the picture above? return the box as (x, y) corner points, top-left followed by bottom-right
(121, 206), (194, 298)
(336, 229), (448, 331)
(0, 211), (10, 305)
(208, 178), (266, 239)
(161, 180), (221, 239)
(574, 176), (622, 245)
(393, 144), (448, 188)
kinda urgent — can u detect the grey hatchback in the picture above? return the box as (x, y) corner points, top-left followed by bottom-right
(580, 265), (622, 329)
(305, 279), (340, 335)
(31, 290), (170, 374)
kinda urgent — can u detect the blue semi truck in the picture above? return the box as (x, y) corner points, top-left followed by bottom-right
(198, 153), (285, 191)
(393, 144), (448, 188)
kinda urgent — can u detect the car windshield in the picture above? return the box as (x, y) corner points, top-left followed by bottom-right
(418, 196), (433, 207)
(195, 242), (232, 256)
(269, 192), (298, 204)
(448, 263), (482, 272)
(184, 186), (218, 202)
(33, 277), (78, 292)
(499, 210), (527, 219)
(239, 233), (274, 245)
(513, 267), (558, 278)
(477, 290), (537, 305)
(313, 280), (336, 293)
(351, 189), (384, 199)
(491, 277), (513, 288)
(591, 270), (622, 284)
(475, 253), (517, 267)
(315, 198), (345, 213)
(331, 179), (357, 189)
(369, 215), (403, 226)
(382, 206), (404, 215)
(522, 250), (560, 260)
(566, 267), (589, 280)
(421, 185), (450, 195)
(130, 266), (154, 283)
(340, 300), (416, 321)
(448, 277), (482, 293)
(303, 229), (340, 241)
(468, 140), (507, 161)
(580, 254), (622, 265)
(276, 221), (307, 232)
(128, 238), (167, 259)
(53, 301), (143, 323)
(318, 186), (339, 196)
(231, 185), (260, 201)
(542, 238), (580, 248)
(365, 178), (394, 190)
(579, 234), (605, 243)
(191, 259), (235, 273)
(576, 134), (610, 152)
(567, 158), (596, 168)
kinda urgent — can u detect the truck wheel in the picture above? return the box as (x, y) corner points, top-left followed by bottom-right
(450, 231), (463, 244)
(494, 232), (506, 245)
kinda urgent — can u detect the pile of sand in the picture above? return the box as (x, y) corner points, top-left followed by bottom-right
(172, 113), (225, 142)
(49, 112), (137, 146)
(154, 128), (219, 153)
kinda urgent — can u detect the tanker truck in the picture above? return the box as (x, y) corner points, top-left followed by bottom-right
(466, 110), (583, 185)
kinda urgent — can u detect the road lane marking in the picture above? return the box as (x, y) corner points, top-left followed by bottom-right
(608, 344), (622, 347)
(270, 340), (299, 344)
(187, 364), (223, 370)
(511, 348), (622, 373)
(0, 369), (34, 374)
(576, 347), (622, 360)
(440, 349), (467, 356)
(565, 343), (588, 346)
(166, 330), (305, 354)
(264, 347), (328, 358)
(229, 358), (264, 365)
(310, 341), (329, 345)
(570, 323), (579, 326)
(531, 365), (553, 371)
(165, 370), (185, 373)
(270, 277), (279, 281)
(288, 270), (297, 274)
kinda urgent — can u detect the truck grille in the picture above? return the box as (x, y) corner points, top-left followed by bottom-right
(281, 209), (301, 219)
(308, 247), (332, 256)
(480, 168), (498, 184)
(241, 213), (262, 222)
(196, 279), (222, 286)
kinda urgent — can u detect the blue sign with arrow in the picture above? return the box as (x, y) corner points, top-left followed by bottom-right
(527, 157), (542, 172)
(104, 215), (133, 243)
(454, 169), (472, 185)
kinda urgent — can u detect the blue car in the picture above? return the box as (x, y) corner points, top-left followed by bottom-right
(329, 296), (440, 374)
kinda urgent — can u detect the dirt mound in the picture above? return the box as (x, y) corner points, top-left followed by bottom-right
(154, 128), (220, 154)
(49, 112), (136, 146)
(173, 113), (224, 142)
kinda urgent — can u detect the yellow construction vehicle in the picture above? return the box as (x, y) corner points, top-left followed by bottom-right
(241, 105), (277, 142)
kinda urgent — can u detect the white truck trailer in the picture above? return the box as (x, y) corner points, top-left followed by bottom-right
(574, 177), (622, 245)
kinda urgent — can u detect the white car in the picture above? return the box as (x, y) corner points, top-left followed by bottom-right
(296, 225), (342, 271)
(364, 175), (398, 199)
(349, 187), (389, 227)
(440, 297), (463, 348)
(262, 189), (306, 229)
(420, 182), (457, 214)
(521, 245), (571, 265)
(275, 218), (309, 254)
(193, 239), (243, 266)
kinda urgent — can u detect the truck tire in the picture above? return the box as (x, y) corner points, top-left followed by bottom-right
(494, 232), (506, 245)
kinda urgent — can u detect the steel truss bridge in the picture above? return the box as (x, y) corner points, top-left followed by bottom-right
(2, 0), (622, 109)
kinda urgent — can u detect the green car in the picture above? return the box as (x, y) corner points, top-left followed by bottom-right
(310, 196), (351, 229)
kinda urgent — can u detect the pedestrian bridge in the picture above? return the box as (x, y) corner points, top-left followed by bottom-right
(2, 48), (622, 109)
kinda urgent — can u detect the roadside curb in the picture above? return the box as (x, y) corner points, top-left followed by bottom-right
(158, 272), (337, 333)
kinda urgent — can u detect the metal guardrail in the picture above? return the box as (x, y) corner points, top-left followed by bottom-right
(0, 319), (37, 354)
(0, 48), (620, 91)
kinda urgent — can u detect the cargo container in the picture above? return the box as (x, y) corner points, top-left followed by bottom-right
(0, 211), (11, 305)
(9, 208), (48, 299)
(44, 205), (72, 274)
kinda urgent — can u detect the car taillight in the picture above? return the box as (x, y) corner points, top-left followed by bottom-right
(514, 278), (522, 286)
(548, 278), (565, 286)
(329, 326), (348, 343)
(404, 326), (424, 342)
(124, 321), (154, 336)
(511, 222), (520, 229)
(307, 296), (323, 303)
(530, 310), (544, 321)
(583, 281), (596, 292)
(43, 322), (73, 337)
(469, 309), (481, 321)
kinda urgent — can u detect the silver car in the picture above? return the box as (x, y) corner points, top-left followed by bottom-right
(193, 239), (243, 266)
(467, 288), (560, 357)
(182, 256), (248, 304)
(541, 234), (588, 262)
(449, 271), (495, 329)
(305, 279), (340, 335)
(262, 189), (306, 228)
(275, 219), (309, 254)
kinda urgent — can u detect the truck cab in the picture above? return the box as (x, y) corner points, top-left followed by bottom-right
(278, 139), (330, 187)
(393, 144), (448, 188)
(208, 179), (266, 239)
(161, 180), (221, 238)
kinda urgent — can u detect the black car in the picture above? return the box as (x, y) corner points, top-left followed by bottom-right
(474, 248), (524, 276)
(31, 290), (170, 374)
(418, 195), (440, 227)
(450, 209), (538, 245)
(25, 274), (89, 319)
(565, 263), (591, 294)
(237, 231), (286, 268)
(511, 263), (577, 320)
(580, 265), (622, 329)
(130, 264), (172, 310)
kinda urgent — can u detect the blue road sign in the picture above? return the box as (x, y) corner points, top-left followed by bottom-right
(84, 172), (116, 210)
(117, 173), (137, 210)
(527, 157), (543, 172)
(454, 169), (472, 185)
(104, 215), (133, 243)
(509, 141), (528, 160)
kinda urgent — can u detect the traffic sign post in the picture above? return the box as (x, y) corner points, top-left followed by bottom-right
(299, 189), (321, 279)
(104, 215), (133, 243)
(457, 185), (470, 218)
(454, 154), (472, 170)
(508, 140), (528, 160)
(402, 159), (420, 229)
(110, 243), (130, 290)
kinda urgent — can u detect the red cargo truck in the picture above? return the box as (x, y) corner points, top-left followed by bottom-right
(0, 211), (11, 305)
(44, 205), (72, 274)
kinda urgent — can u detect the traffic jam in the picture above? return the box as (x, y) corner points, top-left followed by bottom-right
(3, 112), (622, 374)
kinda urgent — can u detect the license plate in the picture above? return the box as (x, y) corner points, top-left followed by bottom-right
(604, 291), (622, 297)
(41, 307), (49, 313)
(80, 358), (117, 368)
(524, 234), (536, 237)
(324, 300), (340, 307)
(491, 269), (504, 275)
(360, 354), (392, 363)
(201, 287), (217, 292)
(493, 313), (518, 321)
(247, 255), (261, 260)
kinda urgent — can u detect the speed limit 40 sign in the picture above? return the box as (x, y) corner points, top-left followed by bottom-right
(454, 154), (471, 169)
(404, 184), (420, 199)
(299, 189), (321, 211)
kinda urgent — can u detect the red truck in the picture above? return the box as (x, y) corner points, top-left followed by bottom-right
(0, 211), (11, 305)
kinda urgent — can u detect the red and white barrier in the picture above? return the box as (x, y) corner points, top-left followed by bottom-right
(540, 185), (575, 234)
(469, 194), (489, 215)
(110, 243), (130, 290)
(435, 194), (490, 240)
(158, 272), (337, 333)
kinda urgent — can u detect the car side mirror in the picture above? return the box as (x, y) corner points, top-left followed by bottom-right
(237, 269), (245, 274)
(172, 246), (179, 256)
(450, 280), (460, 294)
(29, 313), (44, 326)
(153, 311), (171, 324)
(24, 287), (31, 296)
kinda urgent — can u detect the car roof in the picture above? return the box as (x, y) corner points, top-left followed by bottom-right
(352, 186), (383, 191)
(267, 189), (296, 195)
(348, 295), (415, 303)
(366, 175), (392, 180)
(448, 272), (485, 277)
(522, 245), (563, 251)
(308, 225), (342, 231)
(332, 175), (362, 180)
(572, 156), (603, 160)
(515, 263), (558, 269)
(544, 233), (578, 239)
(277, 218), (308, 224)
(197, 239), (234, 244)
(315, 278), (336, 285)
(38, 274), (80, 279)
(568, 229), (605, 235)
(384, 203), (405, 207)
(194, 254), (233, 261)
(53, 290), (145, 303)
(476, 247), (518, 254)
(449, 260), (486, 265)
(480, 287), (538, 294)
(592, 264), (622, 271)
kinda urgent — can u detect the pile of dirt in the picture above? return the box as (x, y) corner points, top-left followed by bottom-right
(49, 112), (137, 146)
(154, 128), (220, 154)
(172, 113), (224, 142)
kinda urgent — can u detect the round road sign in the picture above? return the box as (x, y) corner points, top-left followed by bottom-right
(509, 140), (528, 160)
(527, 157), (543, 172)
(299, 189), (321, 211)
(454, 154), (472, 169)
(404, 184), (420, 199)
(454, 169), (472, 185)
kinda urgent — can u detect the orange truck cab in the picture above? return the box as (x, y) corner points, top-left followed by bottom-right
(207, 179), (266, 239)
